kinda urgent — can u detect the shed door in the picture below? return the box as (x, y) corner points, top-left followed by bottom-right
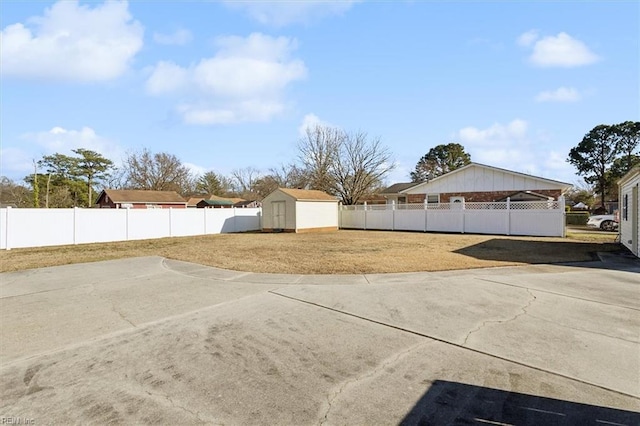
(273, 201), (286, 229)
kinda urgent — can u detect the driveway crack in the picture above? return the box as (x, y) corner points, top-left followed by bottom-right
(319, 341), (430, 425)
(462, 289), (537, 346)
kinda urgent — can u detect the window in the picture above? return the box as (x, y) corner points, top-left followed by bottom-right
(623, 194), (628, 221)
(398, 196), (406, 204)
(426, 194), (439, 204)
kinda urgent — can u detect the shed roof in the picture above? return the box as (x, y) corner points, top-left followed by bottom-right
(277, 188), (337, 201)
(98, 189), (186, 204)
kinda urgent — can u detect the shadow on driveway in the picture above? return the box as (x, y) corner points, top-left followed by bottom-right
(453, 238), (630, 267)
(401, 380), (640, 425)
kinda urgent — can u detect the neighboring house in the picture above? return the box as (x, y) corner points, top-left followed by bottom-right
(187, 195), (246, 208)
(95, 189), (187, 209)
(234, 200), (261, 208)
(378, 182), (421, 205)
(384, 163), (571, 204)
(618, 166), (640, 258)
(262, 188), (338, 233)
(196, 199), (234, 208)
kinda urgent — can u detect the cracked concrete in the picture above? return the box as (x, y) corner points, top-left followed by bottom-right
(1, 256), (639, 424)
(461, 288), (537, 346)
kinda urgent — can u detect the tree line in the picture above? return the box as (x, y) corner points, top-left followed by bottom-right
(1, 121), (638, 208)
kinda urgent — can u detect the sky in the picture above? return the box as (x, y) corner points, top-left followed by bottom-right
(1, 0), (638, 187)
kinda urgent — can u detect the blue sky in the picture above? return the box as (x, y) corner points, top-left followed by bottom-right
(1, 0), (638, 186)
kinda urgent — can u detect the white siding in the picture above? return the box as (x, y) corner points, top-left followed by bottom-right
(619, 172), (640, 257)
(295, 201), (338, 230)
(404, 164), (567, 194)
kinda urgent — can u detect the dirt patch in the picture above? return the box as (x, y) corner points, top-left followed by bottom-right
(0, 230), (619, 274)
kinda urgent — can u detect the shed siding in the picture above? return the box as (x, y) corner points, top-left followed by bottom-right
(295, 201), (338, 230)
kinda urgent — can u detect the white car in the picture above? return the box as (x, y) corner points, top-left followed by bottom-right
(586, 214), (619, 231)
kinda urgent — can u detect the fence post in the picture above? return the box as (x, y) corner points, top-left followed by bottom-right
(73, 207), (78, 245)
(364, 201), (367, 230)
(391, 200), (395, 231)
(5, 206), (11, 250)
(126, 207), (130, 241)
(338, 202), (342, 229)
(169, 207), (173, 237)
(559, 195), (566, 238)
(506, 197), (511, 236)
(424, 199), (428, 232)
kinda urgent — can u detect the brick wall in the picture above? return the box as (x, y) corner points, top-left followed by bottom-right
(407, 189), (562, 203)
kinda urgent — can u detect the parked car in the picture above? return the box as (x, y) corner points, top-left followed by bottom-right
(586, 214), (619, 231)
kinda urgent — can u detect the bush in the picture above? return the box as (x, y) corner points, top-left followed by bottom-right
(566, 211), (589, 226)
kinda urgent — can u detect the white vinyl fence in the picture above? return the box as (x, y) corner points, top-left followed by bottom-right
(339, 198), (566, 237)
(0, 207), (262, 250)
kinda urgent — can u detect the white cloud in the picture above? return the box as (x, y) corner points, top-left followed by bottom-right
(535, 87), (581, 103)
(223, 1), (360, 26)
(0, 147), (34, 176)
(24, 126), (124, 164)
(456, 119), (532, 170)
(153, 28), (192, 45)
(177, 100), (286, 125)
(458, 119), (529, 146)
(518, 31), (599, 67)
(183, 162), (208, 177)
(2, 126), (124, 178)
(145, 61), (189, 95)
(517, 29), (539, 47)
(298, 113), (332, 136)
(146, 33), (307, 125)
(455, 120), (575, 182)
(0, 0), (143, 82)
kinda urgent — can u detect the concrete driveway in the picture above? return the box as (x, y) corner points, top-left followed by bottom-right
(1, 255), (639, 425)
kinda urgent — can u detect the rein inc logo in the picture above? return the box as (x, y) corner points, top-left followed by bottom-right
(1, 417), (35, 425)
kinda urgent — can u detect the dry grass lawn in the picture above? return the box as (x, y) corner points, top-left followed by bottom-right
(0, 230), (620, 274)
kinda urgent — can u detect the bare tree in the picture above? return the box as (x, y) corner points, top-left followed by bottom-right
(297, 125), (395, 204)
(123, 148), (194, 195)
(297, 125), (342, 194)
(230, 166), (262, 198)
(332, 131), (394, 205)
(0, 177), (32, 207)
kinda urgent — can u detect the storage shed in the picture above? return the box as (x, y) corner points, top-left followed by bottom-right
(262, 188), (338, 233)
(618, 166), (640, 258)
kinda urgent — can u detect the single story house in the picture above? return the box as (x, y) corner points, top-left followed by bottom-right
(95, 189), (187, 209)
(618, 166), (640, 257)
(380, 163), (571, 205)
(262, 188), (338, 233)
(187, 195), (246, 208)
(196, 199), (234, 208)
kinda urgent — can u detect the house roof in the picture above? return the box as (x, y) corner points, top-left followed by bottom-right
(379, 182), (419, 195)
(399, 162), (572, 194)
(618, 165), (640, 185)
(98, 189), (186, 204)
(276, 188), (337, 201)
(187, 195), (246, 206)
(197, 199), (234, 206)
